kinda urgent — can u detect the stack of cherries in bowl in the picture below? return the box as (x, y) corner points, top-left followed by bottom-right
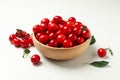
(32, 16), (91, 60)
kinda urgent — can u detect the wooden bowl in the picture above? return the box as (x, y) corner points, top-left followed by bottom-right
(32, 33), (91, 60)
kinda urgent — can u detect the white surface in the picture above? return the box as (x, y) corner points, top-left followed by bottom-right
(0, 0), (120, 80)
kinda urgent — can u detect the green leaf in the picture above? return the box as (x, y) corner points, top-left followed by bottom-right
(90, 35), (96, 45)
(23, 49), (30, 58)
(90, 61), (109, 67)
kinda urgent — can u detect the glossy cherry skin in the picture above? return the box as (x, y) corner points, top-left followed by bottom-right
(12, 38), (21, 47)
(77, 37), (84, 44)
(35, 32), (44, 40)
(28, 37), (34, 46)
(66, 21), (74, 28)
(9, 34), (16, 44)
(41, 18), (50, 24)
(68, 33), (77, 42)
(48, 23), (58, 32)
(62, 26), (72, 35)
(58, 24), (64, 29)
(33, 24), (41, 34)
(60, 20), (66, 25)
(63, 39), (73, 48)
(45, 31), (50, 36)
(97, 48), (107, 58)
(20, 39), (29, 48)
(31, 54), (40, 65)
(81, 29), (90, 39)
(49, 32), (57, 40)
(56, 34), (66, 44)
(56, 30), (63, 35)
(39, 34), (49, 44)
(48, 39), (58, 47)
(73, 27), (82, 36)
(75, 22), (82, 27)
(68, 17), (76, 23)
(39, 23), (48, 32)
(52, 16), (62, 24)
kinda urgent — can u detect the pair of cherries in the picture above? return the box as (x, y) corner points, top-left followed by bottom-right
(9, 29), (34, 48)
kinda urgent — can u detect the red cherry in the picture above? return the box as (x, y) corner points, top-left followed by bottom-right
(77, 37), (84, 44)
(12, 38), (21, 47)
(33, 24), (40, 34)
(31, 54), (40, 65)
(52, 16), (62, 24)
(9, 34), (16, 44)
(56, 30), (63, 35)
(48, 39), (58, 47)
(39, 34), (49, 44)
(49, 32), (57, 40)
(62, 26), (72, 35)
(60, 20), (66, 25)
(20, 39), (29, 48)
(58, 24), (64, 29)
(28, 37), (34, 46)
(75, 22), (82, 27)
(15, 29), (23, 38)
(45, 31), (50, 35)
(56, 34), (66, 44)
(63, 39), (73, 48)
(35, 32), (44, 40)
(39, 23), (48, 32)
(23, 33), (30, 39)
(80, 25), (87, 30)
(73, 27), (82, 36)
(68, 33), (77, 42)
(68, 17), (76, 23)
(15, 29), (30, 39)
(48, 23), (58, 32)
(81, 29), (90, 39)
(66, 21), (74, 28)
(41, 18), (50, 24)
(97, 48), (107, 58)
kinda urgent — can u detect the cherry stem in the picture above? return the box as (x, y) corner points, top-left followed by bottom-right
(105, 48), (113, 56)
(23, 49), (31, 58)
(81, 26), (86, 31)
(16, 29), (22, 32)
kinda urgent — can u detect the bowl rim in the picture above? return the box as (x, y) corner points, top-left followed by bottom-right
(32, 33), (91, 50)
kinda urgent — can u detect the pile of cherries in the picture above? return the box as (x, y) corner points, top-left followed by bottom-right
(9, 29), (41, 65)
(33, 16), (90, 48)
(9, 29), (34, 48)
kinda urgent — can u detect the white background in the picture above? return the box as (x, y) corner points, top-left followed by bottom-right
(0, 0), (120, 80)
